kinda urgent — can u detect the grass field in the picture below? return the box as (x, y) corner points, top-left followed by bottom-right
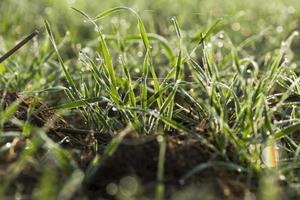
(1, 0), (300, 199)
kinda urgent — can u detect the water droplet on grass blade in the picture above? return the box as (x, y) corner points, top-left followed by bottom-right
(276, 26), (283, 33)
(111, 17), (118, 25)
(218, 32), (224, 39)
(40, 78), (46, 84)
(279, 174), (286, 181)
(287, 6), (295, 14)
(206, 43), (212, 48)
(284, 57), (289, 64)
(134, 68), (140, 73)
(231, 22), (241, 32)
(137, 51), (143, 57)
(156, 135), (164, 143)
(217, 41), (223, 48)
(5, 142), (12, 148)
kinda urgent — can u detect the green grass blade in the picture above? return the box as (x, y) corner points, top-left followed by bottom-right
(44, 20), (78, 98)
(272, 122), (300, 140)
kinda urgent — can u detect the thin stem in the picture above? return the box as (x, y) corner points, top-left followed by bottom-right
(0, 30), (39, 63)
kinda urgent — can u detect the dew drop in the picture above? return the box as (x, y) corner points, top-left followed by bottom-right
(276, 26), (283, 33)
(111, 17), (118, 25)
(40, 78), (46, 85)
(284, 57), (289, 64)
(281, 41), (287, 48)
(287, 6), (295, 14)
(279, 174), (286, 181)
(137, 51), (143, 57)
(5, 142), (12, 148)
(231, 22), (241, 32)
(134, 68), (140, 73)
(156, 135), (164, 143)
(217, 41), (223, 48)
(218, 32), (224, 39)
(206, 43), (212, 48)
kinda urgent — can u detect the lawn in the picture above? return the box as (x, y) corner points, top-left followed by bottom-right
(1, 0), (300, 199)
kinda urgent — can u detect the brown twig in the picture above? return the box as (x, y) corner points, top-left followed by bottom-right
(0, 30), (39, 63)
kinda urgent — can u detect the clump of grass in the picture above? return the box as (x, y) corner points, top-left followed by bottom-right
(1, 2), (300, 199)
(42, 5), (300, 198)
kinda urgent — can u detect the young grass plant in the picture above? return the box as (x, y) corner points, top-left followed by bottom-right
(2, 2), (300, 198)
(52, 7), (191, 135)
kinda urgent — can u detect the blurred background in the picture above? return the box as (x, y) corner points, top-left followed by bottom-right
(1, 0), (300, 90)
(1, 0), (300, 44)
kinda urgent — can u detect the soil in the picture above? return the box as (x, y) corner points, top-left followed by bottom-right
(0, 92), (257, 200)
(84, 134), (254, 200)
